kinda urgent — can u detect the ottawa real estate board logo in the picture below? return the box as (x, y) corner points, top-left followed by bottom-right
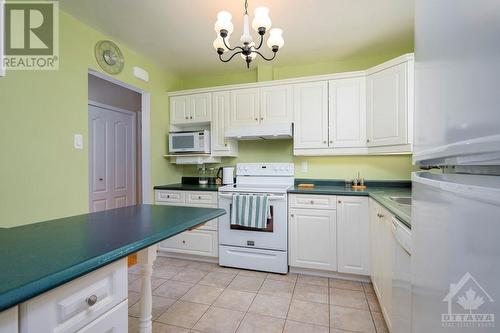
(1, 1), (59, 71)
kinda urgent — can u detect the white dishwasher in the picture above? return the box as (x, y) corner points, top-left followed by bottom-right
(391, 216), (412, 333)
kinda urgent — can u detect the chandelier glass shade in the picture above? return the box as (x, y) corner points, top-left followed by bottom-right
(213, 0), (284, 68)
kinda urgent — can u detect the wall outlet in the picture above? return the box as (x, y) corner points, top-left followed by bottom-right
(74, 134), (83, 150)
(301, 161), (308, 173)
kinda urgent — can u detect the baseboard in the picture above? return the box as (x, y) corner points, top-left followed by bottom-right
(289, 266), (371, 283)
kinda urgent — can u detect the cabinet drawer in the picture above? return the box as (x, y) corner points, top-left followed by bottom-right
(186, 191), (217, 205)
(196, 218), (218, 231)
(289, 194), (337, 210)
(159, 230), (218, 257)
(155, 190), (185, 204)
(20, 259), (127, 333)
(76, 300), (127, 333)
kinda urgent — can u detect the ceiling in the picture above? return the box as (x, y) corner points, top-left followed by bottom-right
(61, 0), (414, 76)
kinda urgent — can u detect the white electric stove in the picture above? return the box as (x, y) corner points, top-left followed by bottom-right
(218, 163), (294, 274)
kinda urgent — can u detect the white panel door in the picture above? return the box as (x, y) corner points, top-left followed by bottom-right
(289, 208), (337, 271)
(89, 104), (136, 212)
(336, 196), (370, 275)
(260, 85), (293, 124)
(191, 93), (211, 122)
(293, 81), (329, 149)
(230, 88), (260, 127)
(211, 91), (231, 152)
(367, 63), (408, 147)
(329, 77), (367, 148)
(170, 95), (191, 124)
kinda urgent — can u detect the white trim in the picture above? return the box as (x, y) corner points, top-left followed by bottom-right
(88, 100), (138, 115)
(293, 144), (412, 156)
(0, 0), (5, 77)
(87, 70), (152, 204)
(167, 53), (415, 97)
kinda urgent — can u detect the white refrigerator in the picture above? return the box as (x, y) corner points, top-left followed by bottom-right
(412, 0), (500, 332)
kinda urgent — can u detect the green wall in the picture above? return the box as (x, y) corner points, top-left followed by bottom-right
(180, 48), (415, 181)
(0, 11), (183, 228)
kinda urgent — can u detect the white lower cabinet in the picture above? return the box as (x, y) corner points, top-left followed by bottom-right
(155, 190), (218, 258)
(289, 194), (371, 277)
(0, 306), (18, 333)
(77, 300), (128, 333)
(289, 208), (337, 271)
(19, 259), (127, 333)
(337, 196), (370, 275)
(369, 199), (394, 331)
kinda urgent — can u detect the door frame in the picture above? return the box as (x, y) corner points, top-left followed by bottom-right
(88, 69), (152, 205)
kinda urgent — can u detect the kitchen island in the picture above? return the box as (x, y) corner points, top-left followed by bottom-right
(0, 204), (225, 333)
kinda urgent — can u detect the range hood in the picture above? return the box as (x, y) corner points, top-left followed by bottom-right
(225, 123), (293, 140)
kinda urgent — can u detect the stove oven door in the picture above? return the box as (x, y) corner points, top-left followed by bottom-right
(218, 192), (287, 251)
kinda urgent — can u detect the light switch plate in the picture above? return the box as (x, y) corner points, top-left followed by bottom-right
(301, 161), (308, 173)
(74, 134), (83, 150)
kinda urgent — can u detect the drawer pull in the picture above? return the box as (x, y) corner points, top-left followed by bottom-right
(310, 200), (314, 204)
(86, 295), (98, 306)
(182, 240), (186, 244)
(167, 195), (170, 198)
(198, 196), (202, 199)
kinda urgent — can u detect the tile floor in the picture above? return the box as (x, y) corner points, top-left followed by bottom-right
(127, 257), (388, 333)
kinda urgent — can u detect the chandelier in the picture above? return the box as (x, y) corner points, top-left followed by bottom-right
(213, 0), (284, 68)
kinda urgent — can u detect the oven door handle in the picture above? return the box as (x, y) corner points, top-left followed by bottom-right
(218, 193), (286, 201)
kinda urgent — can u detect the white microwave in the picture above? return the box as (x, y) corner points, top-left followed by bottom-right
(169, 130), (210, 154)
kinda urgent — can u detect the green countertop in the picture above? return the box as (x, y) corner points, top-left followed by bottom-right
(0, 205), (225, 311)
(154, 183), (221, 191)
(289, 180), (411, 228)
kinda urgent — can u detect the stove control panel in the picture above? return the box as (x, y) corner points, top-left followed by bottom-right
(236, 163), (294, 176)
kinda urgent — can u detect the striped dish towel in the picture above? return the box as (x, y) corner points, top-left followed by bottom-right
(231, 194), (270, 229)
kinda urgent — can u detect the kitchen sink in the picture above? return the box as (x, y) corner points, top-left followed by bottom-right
(389, 196), (412, 205)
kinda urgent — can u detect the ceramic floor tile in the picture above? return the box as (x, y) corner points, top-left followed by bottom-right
(154, 257), (192, 268)
(267, 273), (298, 283)
(152, 322), (190, 333)
(330, 305), (375, 332)
(129, 291), (141, 307)
(371, 312), (389, 333)
(181, 284), (224, 305)
(198, 271), (237, 288)
(171, 269), (209, 284)
(286, 299), (330, 326)
(329, 278), (364, 291)
(129, 277), (167, 293)
(193, 306), (245, 333)
(212, 266), (242, 274)
(362, 282), (375, 295)
(283, 320), (330, 333)
(153, 265), (185, 279)
(237, 269), (269, 278)
(259, 279), (295, 299)
(156, 301), (209, 329)
(213, 289), (256, 312)
(129, 295), (176, 320)
(153, 280), (195, 299)
(186, 261), (219, 272)
(248, 293), (291, 319)
(129, 273), (141, 283)
(293, 283), (329, 304)
(227, 275), (265, 293)
(329, 288), (369, 310)
(366, 293), (382, 313)
(297, 274), (329, 287)
(236, 313), (285, 333)
(129, 316), (140, 332)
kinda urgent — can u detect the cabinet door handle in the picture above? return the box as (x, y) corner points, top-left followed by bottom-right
(260, 117), (264, 121)
(255, 118), (258, 121)
(185, 116), (189, 120)
(338, 200), (341, 204)
(190, 116), (193, 119)
(323, 141), (327, 144)
(330, 141), (333, 144)
(290, 214), (294, 218)
(366, 139), (370, 143)
(86, 295), (98, 306)
(224, 143), (228, 147)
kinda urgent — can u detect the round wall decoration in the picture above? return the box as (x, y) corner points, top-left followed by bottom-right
(94, 40), (124, 75)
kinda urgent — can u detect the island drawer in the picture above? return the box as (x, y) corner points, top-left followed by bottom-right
(20, 259), (127, 333)
(76, 300), (127, 333)
(155, 190), (185, 204)
(186, 191), (218, 205)
(289, 194), (337, 210)
(158, 230), (218, 257)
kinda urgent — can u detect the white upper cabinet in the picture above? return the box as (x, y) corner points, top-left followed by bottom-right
(260, 85), (293, 124)
(211, 91), (238, 156)
(336, 196), (370, 275)
(328, 77), (366, 148)
(170, 93), (211, 125)
(230, 88), (260, 127)
(293, 81), (329, 149)
(367, 62), (409, 147)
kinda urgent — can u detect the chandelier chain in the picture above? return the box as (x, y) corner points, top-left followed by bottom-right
(244, 0), (248, 15)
